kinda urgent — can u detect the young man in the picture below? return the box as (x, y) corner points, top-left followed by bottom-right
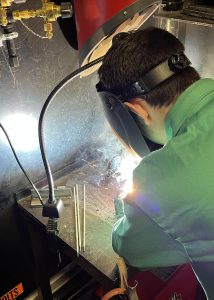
(97, 27), (214, 299)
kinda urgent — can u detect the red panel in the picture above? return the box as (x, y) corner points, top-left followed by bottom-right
(129, 271), (165, 299)
(129, 264), (199, 300)
(154, 264), (199, 300)
(73, 0), (137, 48)
(96, 265), (203, 300)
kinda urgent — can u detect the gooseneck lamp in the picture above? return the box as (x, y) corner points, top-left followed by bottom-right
(40, 0), (160, 219)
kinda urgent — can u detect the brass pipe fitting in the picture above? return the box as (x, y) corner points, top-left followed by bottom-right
(1, 0), (72, 38)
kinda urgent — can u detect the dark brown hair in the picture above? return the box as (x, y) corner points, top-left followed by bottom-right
(98, 27), (200, 107)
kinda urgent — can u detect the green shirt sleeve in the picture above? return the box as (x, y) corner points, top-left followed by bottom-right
(112, 197), (188, 269)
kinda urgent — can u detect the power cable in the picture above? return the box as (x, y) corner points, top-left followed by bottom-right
(0, 122), (43, 204)
(38, 56), (104, 204)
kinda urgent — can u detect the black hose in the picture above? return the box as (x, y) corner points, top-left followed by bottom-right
(0, 122), (43, 204)
(38, 56), (104, 204)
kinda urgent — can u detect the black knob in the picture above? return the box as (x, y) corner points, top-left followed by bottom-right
(9, 56), (19, 68)
(60, 2), (73, 19)
(6, 39), (19, 67)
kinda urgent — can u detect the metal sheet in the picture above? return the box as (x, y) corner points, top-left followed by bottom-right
(0, 5), (123, 199)
(154, 15), (214, 78)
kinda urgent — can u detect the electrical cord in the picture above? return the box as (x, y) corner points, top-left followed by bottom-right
(0, 122), (43, 204)
(19, 19), (48, 39)
(39, 56), (104, 204)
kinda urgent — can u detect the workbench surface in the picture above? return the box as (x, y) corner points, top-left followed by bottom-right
(18, 168), (120, 288)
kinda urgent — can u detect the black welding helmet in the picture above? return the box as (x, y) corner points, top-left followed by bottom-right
(96, 53), (191, 157)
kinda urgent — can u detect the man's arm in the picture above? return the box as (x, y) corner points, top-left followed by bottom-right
(112, 197), (188, 269)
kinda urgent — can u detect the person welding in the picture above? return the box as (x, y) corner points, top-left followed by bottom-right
(96, 27), (214, 299)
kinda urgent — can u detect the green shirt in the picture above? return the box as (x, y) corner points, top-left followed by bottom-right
(112, 79), (214, 299)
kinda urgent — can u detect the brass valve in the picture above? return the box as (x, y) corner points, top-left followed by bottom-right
(0, 7), (7, 26)
(0, 0), (72, 39)
(1, 0), (13, 7)
(0, 0), (26, 26)
(0, 0), (12, 26)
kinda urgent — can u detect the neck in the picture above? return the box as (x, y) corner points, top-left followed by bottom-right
(133, 103), (173, 145)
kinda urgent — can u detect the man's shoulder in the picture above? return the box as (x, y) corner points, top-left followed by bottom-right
(133, 134), (199, 194)
(133, 146), (171, 185)
(134, 104), (214, 188)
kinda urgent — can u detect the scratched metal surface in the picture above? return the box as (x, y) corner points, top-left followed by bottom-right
(0, 0), (124, 201)
(0, 4), (129, 293)
(18, 164), (120, 282)
(0, 1), (214, 202)
(154, 16), (214, 78)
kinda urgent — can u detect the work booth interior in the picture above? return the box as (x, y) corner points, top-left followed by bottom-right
(0, 1), (214, 299)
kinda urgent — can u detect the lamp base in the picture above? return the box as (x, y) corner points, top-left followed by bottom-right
(42, 198), (64, 218)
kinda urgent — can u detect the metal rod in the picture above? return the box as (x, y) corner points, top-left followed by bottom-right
(83, 184), (86, 251)
(76, 184), (82, 251)
(83, 184), (86, 252)
(73, 186), (79, 256)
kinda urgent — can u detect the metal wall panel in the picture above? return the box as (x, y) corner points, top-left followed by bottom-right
(0, 10), (122, 200)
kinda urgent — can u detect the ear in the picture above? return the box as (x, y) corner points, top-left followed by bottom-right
(124, 99), (151, 125)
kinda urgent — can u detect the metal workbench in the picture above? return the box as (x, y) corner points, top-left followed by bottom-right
(17, 168), (120, 293)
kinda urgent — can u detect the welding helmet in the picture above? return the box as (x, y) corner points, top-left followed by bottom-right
(96, 53), (191, 157)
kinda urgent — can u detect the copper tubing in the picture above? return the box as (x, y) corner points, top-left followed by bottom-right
(101, 288), (126, 300)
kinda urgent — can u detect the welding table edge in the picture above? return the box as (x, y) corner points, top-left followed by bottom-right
(16, 191), (118, 291)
